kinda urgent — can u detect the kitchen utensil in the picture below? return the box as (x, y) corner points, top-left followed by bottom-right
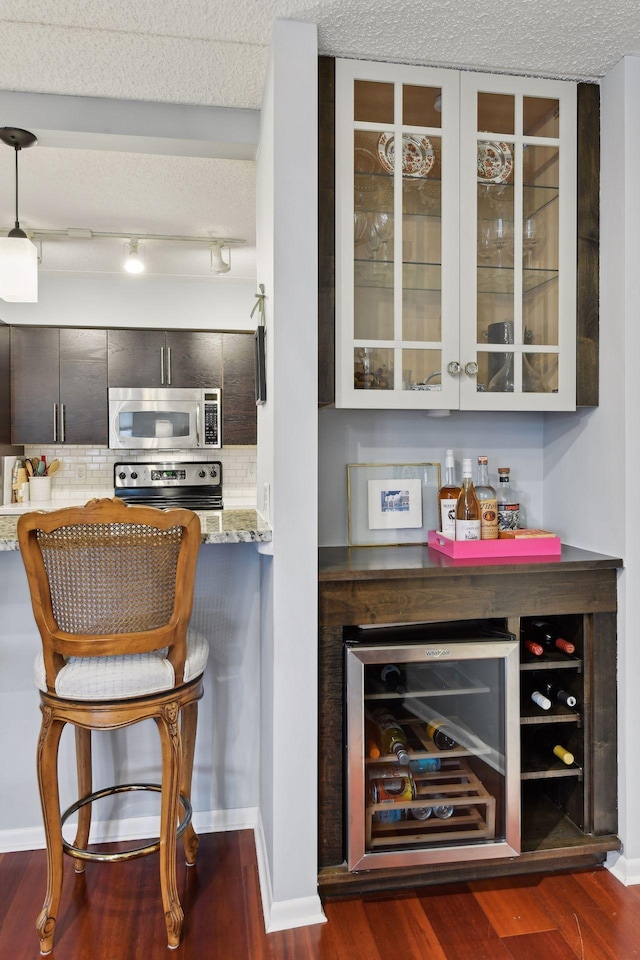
(25, 459), (34, 477)
(30, 457), (40, 473)
(37, 460), (46, 475)
(47, 459), (61, 477)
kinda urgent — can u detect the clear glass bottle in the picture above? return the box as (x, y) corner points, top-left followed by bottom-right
(475, 456), (498, 540)
(496, 467), (520, 532)
(437, 449), (460, 539)
(455, 458), (481, 541)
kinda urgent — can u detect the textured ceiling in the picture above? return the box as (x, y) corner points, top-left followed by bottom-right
(1, 0), (640, 280)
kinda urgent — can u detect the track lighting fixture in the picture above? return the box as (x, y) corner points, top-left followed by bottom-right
(210, 242), (231, 275)
(124, 239), (145, 274)
(0, 127), (38, 302)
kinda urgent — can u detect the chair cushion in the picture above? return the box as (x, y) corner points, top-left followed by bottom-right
(34, 629), (209, 701)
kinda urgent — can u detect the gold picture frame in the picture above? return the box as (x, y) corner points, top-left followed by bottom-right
(347, 462), (441, 547)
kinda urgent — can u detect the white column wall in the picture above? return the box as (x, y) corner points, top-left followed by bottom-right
(255, 20), (323, 931)
(543, 58), (640, 880)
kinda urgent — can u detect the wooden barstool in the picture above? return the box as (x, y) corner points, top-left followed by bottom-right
(17, 498), (206, 955)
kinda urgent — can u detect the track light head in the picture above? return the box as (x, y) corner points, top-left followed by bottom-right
(210, 242), (230, 274)
(124, 239), (145, 274)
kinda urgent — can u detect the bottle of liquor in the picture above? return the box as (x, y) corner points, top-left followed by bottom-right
(475, 456), (498, 540)
(496, 467), (520, 532)
(438, 449), (460, 539)
(542, 678), (578, 708)
(528, 620), (576, 655)
(368, 707), (410, 765)
(455, 458), (481, 541)
(425, 716), (458, 751)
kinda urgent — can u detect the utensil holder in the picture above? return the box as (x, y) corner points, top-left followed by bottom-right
(29, 476), (52, 502)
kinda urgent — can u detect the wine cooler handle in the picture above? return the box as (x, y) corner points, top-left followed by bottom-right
(465, 361), (479, 377)
(447, 361), (461, 376)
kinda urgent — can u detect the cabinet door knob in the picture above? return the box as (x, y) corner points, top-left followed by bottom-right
(446, 361), (461, 376)
(465, 361), (479, 376)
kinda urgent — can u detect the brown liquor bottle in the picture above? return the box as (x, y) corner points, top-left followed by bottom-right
(437, 449), (460, 539)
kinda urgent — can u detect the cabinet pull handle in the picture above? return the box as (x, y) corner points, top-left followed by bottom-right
(53, 403), (58, 442)
(446, 361), (462, 377)
(60, 403), (66, 442)
(160, 346), (165, 384)
(166, 346), (172, 385)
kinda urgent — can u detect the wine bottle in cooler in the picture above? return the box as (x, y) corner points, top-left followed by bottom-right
(438, 449), (460, 539)
(528, 620), (576, 655)
(368, 707), (410, 765)
(378, 663), (407, 694)
(475, 456), (499, 540)
(455, 459), (481, 541)
(496, 467), (520, 532)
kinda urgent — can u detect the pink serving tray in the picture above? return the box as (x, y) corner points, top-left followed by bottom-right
(428, 529), (562, 559)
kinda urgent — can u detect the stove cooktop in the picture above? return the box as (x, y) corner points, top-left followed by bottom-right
(113, 460), (223, 510)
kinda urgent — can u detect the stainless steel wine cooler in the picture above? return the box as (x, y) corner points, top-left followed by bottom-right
(345, 622), (521, 870)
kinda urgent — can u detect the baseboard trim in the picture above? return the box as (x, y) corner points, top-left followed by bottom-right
(0, 808), (327, 932)
(606, 851), (640, 885)
(0, 807), (260, 854)
(253, 811), (326, 932)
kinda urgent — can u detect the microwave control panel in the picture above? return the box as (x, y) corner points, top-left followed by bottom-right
(203, 390), (220, 447)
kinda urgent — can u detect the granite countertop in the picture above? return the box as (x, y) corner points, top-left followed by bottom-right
(0, 508), (272, 551)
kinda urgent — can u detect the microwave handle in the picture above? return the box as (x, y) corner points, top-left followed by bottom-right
(160, 346), (165, 384)
(166, 346), (172, 385)
(195, 404), (201, 447)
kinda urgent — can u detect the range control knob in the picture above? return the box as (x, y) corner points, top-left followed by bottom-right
(118, 472), (126, 480)
(199, 470), (206, 478)
(130, 472), (138, 480)
(210, 470), (218, 479)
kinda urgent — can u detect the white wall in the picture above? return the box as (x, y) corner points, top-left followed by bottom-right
(319, 409), (545, 545)
(544, 57), (639, 882)
(0, 544), (261, 849)
(0, 274), (256, 330)
(255, 20), (323, 931)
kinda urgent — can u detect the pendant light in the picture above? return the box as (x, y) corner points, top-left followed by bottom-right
(0, 127), (38, 302)
(123, 239), (145, 274)
(210, 241), (231, 274)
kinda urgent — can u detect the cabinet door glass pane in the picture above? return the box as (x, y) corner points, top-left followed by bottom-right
(354, 130), (394, 343)
(523, 144), (559, 350)
(354, 347), (394, 390)
(403, 85), (442, 128)
(355, 80), (394, 123)
(478, 93), (514, 136)
(523, 97), (559, 138)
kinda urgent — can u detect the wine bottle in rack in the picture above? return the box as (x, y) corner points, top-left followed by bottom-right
(542, 678), (578, 708)
(378, 663), (407, 694)
(368, 707), (410, 765)
(527, 620), (576, 655)
(425, 716), (458, 751)
(455, 458), (481, 541)
(438, 449), (461, 539)
(522, 636), (544, 657)
(525, 730), (577, 768)
(530, 688), (552, 711)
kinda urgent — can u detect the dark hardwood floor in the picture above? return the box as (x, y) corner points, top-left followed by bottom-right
(1, 831), (639, 959)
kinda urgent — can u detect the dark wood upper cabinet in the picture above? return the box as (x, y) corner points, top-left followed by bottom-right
(164, 331), (223, 388)
(0, 324), (13, 446)
(11, 326), (108, 445)
(107, 329), (167, 387)
(222, 333), (256, 445)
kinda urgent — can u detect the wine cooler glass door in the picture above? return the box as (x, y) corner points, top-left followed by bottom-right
(346, 637), (520, 870)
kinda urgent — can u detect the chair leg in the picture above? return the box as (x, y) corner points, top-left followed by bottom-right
(156, 701), (184, 949)
(179, 700), (200, 865)
(36, 704), (66, 956)
(72, 726), (92, 873)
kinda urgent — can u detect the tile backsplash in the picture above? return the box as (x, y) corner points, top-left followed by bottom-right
(22, 445), (257, 506)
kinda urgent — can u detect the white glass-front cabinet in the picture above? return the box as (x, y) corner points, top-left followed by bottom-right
(335, 59), (577, 411)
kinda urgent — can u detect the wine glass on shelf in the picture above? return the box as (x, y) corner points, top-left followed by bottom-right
(372, 211), (393, 262)
(477, 220), (496, 265)
(490, 217), (513, 268)
(354, 210), (368, 248)
(523, 216), (546, 266)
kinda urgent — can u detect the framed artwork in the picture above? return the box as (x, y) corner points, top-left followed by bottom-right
(347, 462), (441, 547)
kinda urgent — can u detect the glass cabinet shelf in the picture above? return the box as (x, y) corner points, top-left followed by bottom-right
(355, 260), (558, 295)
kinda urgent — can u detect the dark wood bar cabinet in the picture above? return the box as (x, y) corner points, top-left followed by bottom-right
(318, 543), (621, 896)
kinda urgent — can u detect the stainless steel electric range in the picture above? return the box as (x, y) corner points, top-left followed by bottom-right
(114, 460), (223, 510)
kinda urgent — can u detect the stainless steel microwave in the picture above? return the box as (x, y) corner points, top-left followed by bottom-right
(108, 387), (221, 450)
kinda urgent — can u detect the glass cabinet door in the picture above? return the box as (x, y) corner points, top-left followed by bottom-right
(459, 73), (577, 410)
(336, 60), (460, 409)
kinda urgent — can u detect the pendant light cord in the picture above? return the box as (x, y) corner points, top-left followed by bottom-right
(14, 145), (20, 230)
